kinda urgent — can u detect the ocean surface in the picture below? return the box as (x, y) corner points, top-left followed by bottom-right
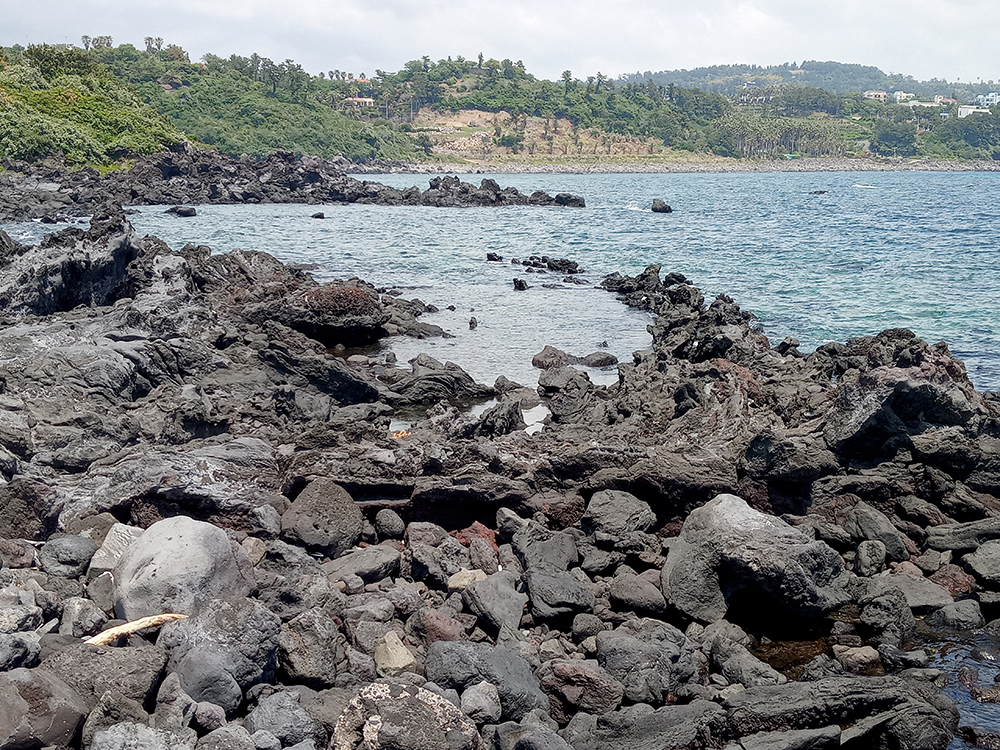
(4, 170), (999, 392)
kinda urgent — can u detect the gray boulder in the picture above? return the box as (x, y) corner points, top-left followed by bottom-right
(87, 522), (144, 579)
(0, 667), (89, 749)
(42, 641), (168, 709)
(280, 478), (363, 558)
(159, 597), (281, 715)
(660, 494), (849, 627)
(321, 544), (401, 583)
(278, 608), (343, 689)
(926, 599), (985, 630)
(523, 566), (595, 621)
(536, 659), (623, 723)
(425, 640), (548, 721)
(723, 675), (955, 749)
(58, 596), (108, 638)
(332, 681), (483, 750)
(854, 540), (887, 577)
(463, 571), (528, 639)
(595, 619), (702, 705)
(90, 721), (196, 750)
(38, 534), (98, 577)
(926, 516), (1000, 553)
(609, 573), (667, 616)
(197, 724), (256, 750)
(0, 632), (40, 670)
(843, 502), (910, 563)
(963, 539), (1000, 585)
(461, 680), (502, 724)
(581, 489), (656, 536)
(568, 700), (726, 750)
(244, 690), (325, 748)
(113, 516), (256, 620)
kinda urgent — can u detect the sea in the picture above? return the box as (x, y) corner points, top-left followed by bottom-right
(5, 169), (996, 392)
(3, 169), (1000, 746)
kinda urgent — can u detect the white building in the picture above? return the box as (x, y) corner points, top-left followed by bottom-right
(958, 105), (992, 118)
(975, 92), (1000, 106)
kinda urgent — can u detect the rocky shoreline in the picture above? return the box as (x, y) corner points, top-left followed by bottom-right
(354, 155), (1000, 175)
(0, 145), (585, 224)
(2, 206), (1000, 749)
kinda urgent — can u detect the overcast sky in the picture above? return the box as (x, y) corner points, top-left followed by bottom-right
(2, 0), (998, 84)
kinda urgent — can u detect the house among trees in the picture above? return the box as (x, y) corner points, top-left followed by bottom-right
(863, 90), (888, 102)
(343, 97), (375, 107)
(958, 105), (992, 118)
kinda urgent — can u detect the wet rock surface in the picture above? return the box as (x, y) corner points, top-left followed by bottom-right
(0, 225), (998, 749)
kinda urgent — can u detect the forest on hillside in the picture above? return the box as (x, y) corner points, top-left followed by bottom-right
(618, 60), (999, 101)
(1, 40), (999, 167)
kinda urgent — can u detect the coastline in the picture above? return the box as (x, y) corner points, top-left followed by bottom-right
(355, 154), (1000, 175)
(0, 210), (997, 749)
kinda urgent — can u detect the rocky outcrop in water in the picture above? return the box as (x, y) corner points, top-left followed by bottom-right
(2, 223), (999, 749)
(0, 146), (585, 223)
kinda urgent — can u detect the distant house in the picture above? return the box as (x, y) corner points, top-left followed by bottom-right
(958, 105), (992, 118)
(343, 97), (375, 107)
(975, 92), (1000, 106)
(893, 91), (915, 102)
(934, 95), (957, 105)
(863, 90), (888, 102)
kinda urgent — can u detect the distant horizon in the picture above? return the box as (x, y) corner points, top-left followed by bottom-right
(2, 0), (997, 90)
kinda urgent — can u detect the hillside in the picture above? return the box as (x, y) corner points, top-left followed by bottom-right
(0, 45), (185, 165)
(1, 42), (999, 169)
(619, 60), (997, 101)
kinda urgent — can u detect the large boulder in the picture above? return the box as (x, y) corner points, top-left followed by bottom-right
(537, 659), (624, 724)
(595, 619), (702, 704)
(722, 675), (956, 749)
(0, 667), (89, 749)
(581, 489), (656, 536)
(333, 681), (484, 750)
(568, 700), (726, 750)
(113, 515), (256, 620)
(158, 597), (281, 715)
(0, 210), (139, 317)
(42, 641), (168, 709)
(280, 478), (364, 558)
(660, 494), (849, 630)
(424, 641), (548, 721)
(244, 690), (326, 748)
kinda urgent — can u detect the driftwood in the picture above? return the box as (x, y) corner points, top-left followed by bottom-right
(84, 613), (189, 646)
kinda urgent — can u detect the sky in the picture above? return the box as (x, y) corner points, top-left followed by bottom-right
(2, 0), (998, 85)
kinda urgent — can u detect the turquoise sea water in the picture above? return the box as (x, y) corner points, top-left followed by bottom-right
(4, 170), (998, 391)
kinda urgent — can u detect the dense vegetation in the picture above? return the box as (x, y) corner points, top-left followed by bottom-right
(619, 60), (999, 102)
(0, 44), (185, 165)
(88, 44), (417, 161)
(1, 41), (998, 167)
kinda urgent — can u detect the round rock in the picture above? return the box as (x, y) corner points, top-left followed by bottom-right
(375, 509), (406, 540)
(281, 479), (363, 558)
(112, 516), (256, 620)
(38, 535), (98, 578)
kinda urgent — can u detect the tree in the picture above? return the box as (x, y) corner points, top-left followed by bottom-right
(163, 45), (189, 63)
(25, 43), (98, 78)
(415, 133), (433, 155)
(870, 121), (916, 156)
(81, 35), (92, 51)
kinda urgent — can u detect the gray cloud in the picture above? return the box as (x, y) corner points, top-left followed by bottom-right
(2, 0), (997, 83)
